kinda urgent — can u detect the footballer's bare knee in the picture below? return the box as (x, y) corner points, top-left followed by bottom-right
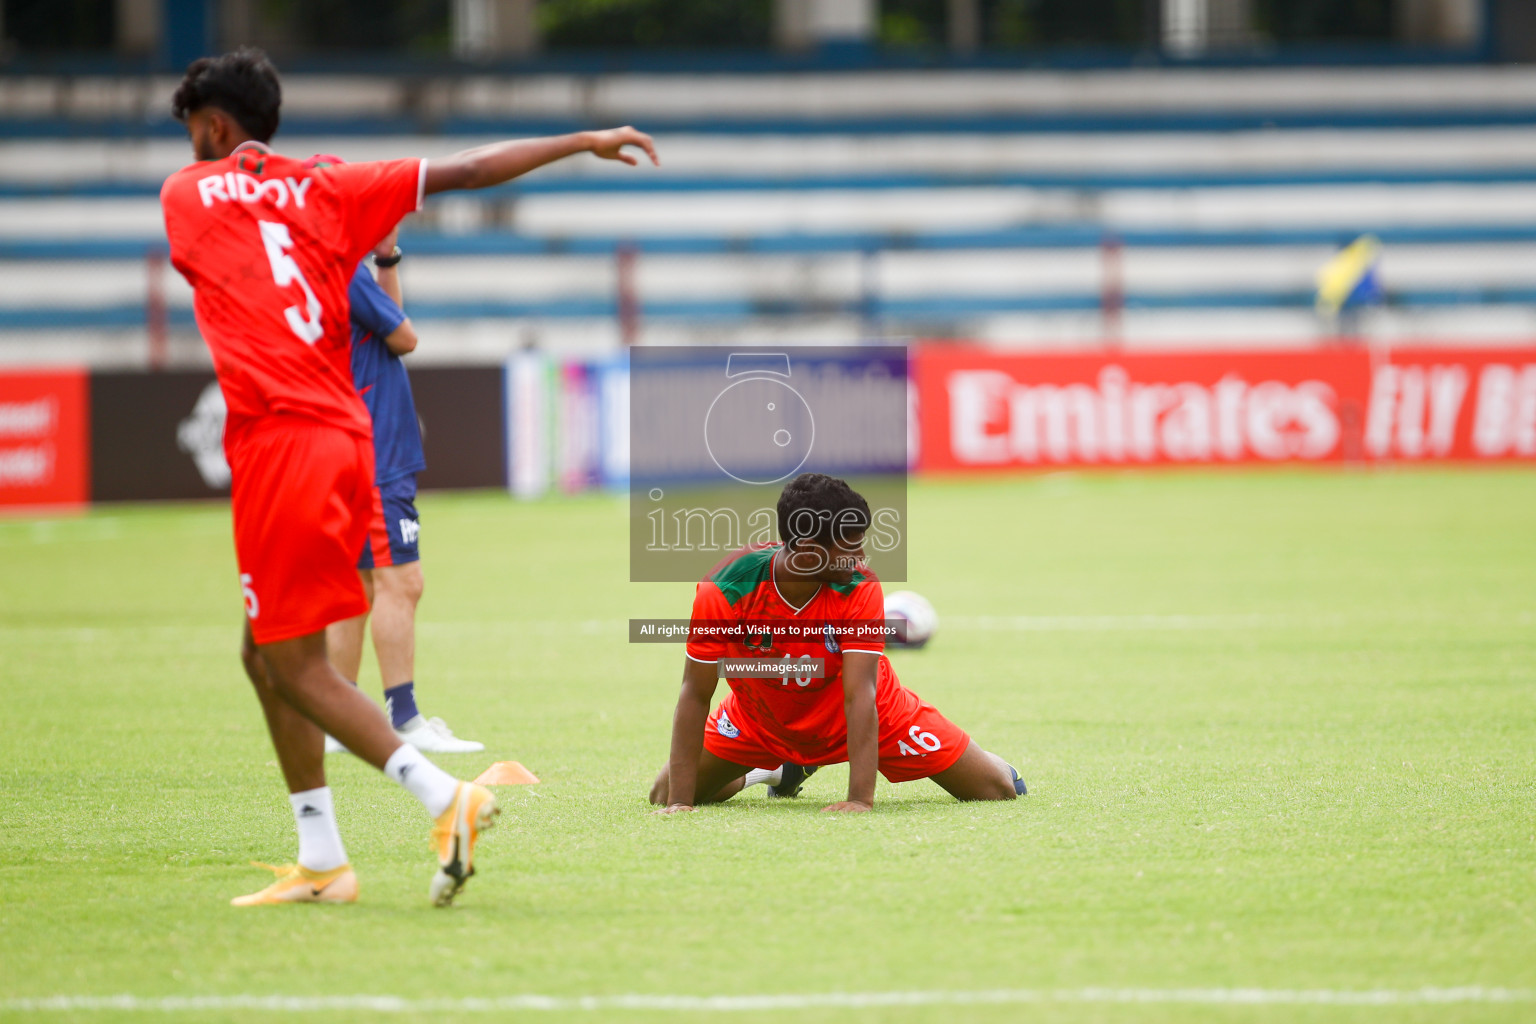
(968, 751), (1018, 801)
(401, 563), (424, 604)
(378, 562), (424, 606)
(976, 769), (1019, 801)
(932, 741), (1019, 801)
(239, 625), (269, 690)
(952, 773), (1017, 802)
(239, 646), (263, 687)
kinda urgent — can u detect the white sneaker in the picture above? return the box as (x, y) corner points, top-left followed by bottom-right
(396, 715), (485, 754)
(324, 734), (348, 754)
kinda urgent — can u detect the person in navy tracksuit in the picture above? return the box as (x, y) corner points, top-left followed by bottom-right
(325, 223), (484, 754)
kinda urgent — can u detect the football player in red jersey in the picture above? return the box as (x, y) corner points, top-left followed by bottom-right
(160, 48), (657, 905)
(649, 473), (1026, 814)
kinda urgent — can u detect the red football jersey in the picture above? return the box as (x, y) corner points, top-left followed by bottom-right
(686, 545), (889, 752)
(160, 143), (424, 442)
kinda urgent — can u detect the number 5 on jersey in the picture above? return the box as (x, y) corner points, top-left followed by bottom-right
(258, 221), (324, 344)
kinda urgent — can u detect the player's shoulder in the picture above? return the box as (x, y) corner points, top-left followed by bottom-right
(305, 155), (415, 189)
(704, 544), (778, 606)
(828, 565), (882, 602)
(258, 150), (313, 178)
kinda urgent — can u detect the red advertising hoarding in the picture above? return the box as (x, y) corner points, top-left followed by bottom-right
(0, 369), (89, 508)
(915, 346), (1536, 472)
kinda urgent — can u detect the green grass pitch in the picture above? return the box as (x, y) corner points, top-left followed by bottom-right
(2, 468), (1534, 1023)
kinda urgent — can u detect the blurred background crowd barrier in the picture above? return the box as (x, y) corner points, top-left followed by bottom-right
(2, 0), (1535, 507)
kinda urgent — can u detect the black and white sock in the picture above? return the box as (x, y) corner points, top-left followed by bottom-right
(743, 767), (783, 789)
(383, 744), (460, 818)
(289, 786), (347, 872)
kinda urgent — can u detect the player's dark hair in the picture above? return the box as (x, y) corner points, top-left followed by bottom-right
(171, 47), (282, 143)
(777, 473), (870, 550)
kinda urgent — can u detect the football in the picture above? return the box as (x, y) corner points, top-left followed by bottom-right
(884, 590), (939, 650)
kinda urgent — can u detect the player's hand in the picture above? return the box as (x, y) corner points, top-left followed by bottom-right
(820, 800), (873, 814)
(587, 127), (659, 167)
(654, 802), (695, 815)
(372, 227), (399, 262)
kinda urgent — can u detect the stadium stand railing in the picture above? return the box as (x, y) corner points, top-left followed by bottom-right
(3, 67), (1535, 361)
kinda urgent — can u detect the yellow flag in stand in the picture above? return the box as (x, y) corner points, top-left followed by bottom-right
(1316, 235), (1383, 317)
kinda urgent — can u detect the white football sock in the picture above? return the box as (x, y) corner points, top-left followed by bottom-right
(743, 766), (783, 788)
(383, 743), (460, 818)
(288, 786), (347, 873)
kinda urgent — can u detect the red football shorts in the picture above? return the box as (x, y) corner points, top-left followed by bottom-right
(228, 415), (373, 645)
(703, 664), (970, 784)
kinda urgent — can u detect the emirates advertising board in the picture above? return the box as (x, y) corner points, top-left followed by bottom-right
(3, 349), (1534, 512)
(0, 369), (89, 508)
(916, 346), (1536, 471)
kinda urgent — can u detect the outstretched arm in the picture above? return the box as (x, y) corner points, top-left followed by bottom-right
(825, 652), (879, 813)
(658, 657), (720, 813)
(423, 127), (658, 196)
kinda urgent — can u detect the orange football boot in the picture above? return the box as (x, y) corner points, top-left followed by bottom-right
(230, 862), (358, 906)
(429, 782), (498, 906)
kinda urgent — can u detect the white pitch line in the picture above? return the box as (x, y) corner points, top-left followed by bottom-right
(4, 988), (1531, 1013)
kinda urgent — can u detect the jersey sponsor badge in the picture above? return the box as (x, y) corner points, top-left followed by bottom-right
(715, 709), (740, 739)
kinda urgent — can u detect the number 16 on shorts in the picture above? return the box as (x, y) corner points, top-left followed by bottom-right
(898, 724), (941, 757)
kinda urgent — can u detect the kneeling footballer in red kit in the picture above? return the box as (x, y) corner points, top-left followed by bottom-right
(650, 473), (1027, 814)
